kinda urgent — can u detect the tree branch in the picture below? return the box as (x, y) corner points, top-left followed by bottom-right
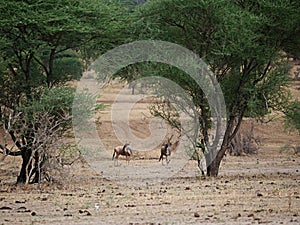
(0, 144), (22, 156)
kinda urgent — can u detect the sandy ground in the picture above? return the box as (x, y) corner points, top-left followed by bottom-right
(0, 151), (299, 225)
(0, 63), (300, 225)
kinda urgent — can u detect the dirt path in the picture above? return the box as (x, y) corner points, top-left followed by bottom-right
(0, 152), (299, 225)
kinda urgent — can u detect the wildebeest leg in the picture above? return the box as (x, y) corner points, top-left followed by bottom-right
(161, 155), (167, 166)
(114, 154), (119, 166)
(112, 151), (116, 160)
(159, 154), (164, 165)
(166, 156), (170, 165)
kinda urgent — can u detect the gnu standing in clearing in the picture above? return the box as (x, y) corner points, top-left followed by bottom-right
(159, 143), (171, 165)
(112, 143), (132, 166)
(159, 135), (180, 165)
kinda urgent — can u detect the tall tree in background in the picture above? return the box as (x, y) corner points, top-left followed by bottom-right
(130, 0), (300, 176)
(0, 0), (125, 184)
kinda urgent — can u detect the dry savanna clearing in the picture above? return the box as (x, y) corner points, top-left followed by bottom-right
(0, 62), (300, 225)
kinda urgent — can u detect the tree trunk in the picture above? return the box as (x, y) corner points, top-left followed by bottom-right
(17, 150), (42, 184)
(46, 49), (56, 87)
(205, 147), (222, 177)
(206, 112), (247, 176)
(17, 148), (32, 184)
(31, 151), (41, 184)
(205, 142), (227, 177)
(206, 153), (222, 176)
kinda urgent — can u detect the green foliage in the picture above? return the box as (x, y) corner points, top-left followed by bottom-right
(21, 86), (75, 118)
(0, 0), (123, 87)
(0, 0), (125, 133)
(72, 89), (97, 128)
(78, 0), (133, 66)
(0, 0), (122, 111)
(134, 0), (299, 118)
(52, 50), (83, 84)
(10, 86), (75, 139)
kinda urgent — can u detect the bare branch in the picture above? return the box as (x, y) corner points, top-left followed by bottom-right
(0, 144), (22, 156)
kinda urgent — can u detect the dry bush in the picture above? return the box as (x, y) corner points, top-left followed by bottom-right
(1, 111), (81, 185)
(280, 144), (300, 155)
(227, 120), (261, 156)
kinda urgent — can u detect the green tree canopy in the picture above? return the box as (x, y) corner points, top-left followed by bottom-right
(0, 0), (125, 184)
(127, 0), (300, 175)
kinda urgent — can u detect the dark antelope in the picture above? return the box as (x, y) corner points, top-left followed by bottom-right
(159, 136), (179, 165)
(112, 143), (132, 165)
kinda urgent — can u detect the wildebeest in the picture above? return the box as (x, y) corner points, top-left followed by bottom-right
(159, 136), (179, 165)
(112, 143), (132, 165)
(159, 143), (171, 165)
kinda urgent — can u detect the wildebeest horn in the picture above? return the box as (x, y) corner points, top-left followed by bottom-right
(168, 134), (174, 144)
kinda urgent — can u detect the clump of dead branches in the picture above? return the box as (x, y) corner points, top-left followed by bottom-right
(0, 110), (80, 186)
(227, 120), (262, 156)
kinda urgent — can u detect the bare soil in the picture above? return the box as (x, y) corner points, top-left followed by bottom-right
(0, 65), (300, 224)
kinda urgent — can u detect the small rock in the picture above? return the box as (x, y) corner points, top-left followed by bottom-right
(232, 213), (241, 220)
(194, 212), (200, 217)
(224, 201), (230, 206)
(0, 206), (12, 210)
(15, 200), (26, 204)
(124, 204), (136, 208)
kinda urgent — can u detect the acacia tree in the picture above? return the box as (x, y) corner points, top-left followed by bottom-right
(130, 0), (300, 176)
(0, 0), (124, 184)
(0, 87), (75, 184)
